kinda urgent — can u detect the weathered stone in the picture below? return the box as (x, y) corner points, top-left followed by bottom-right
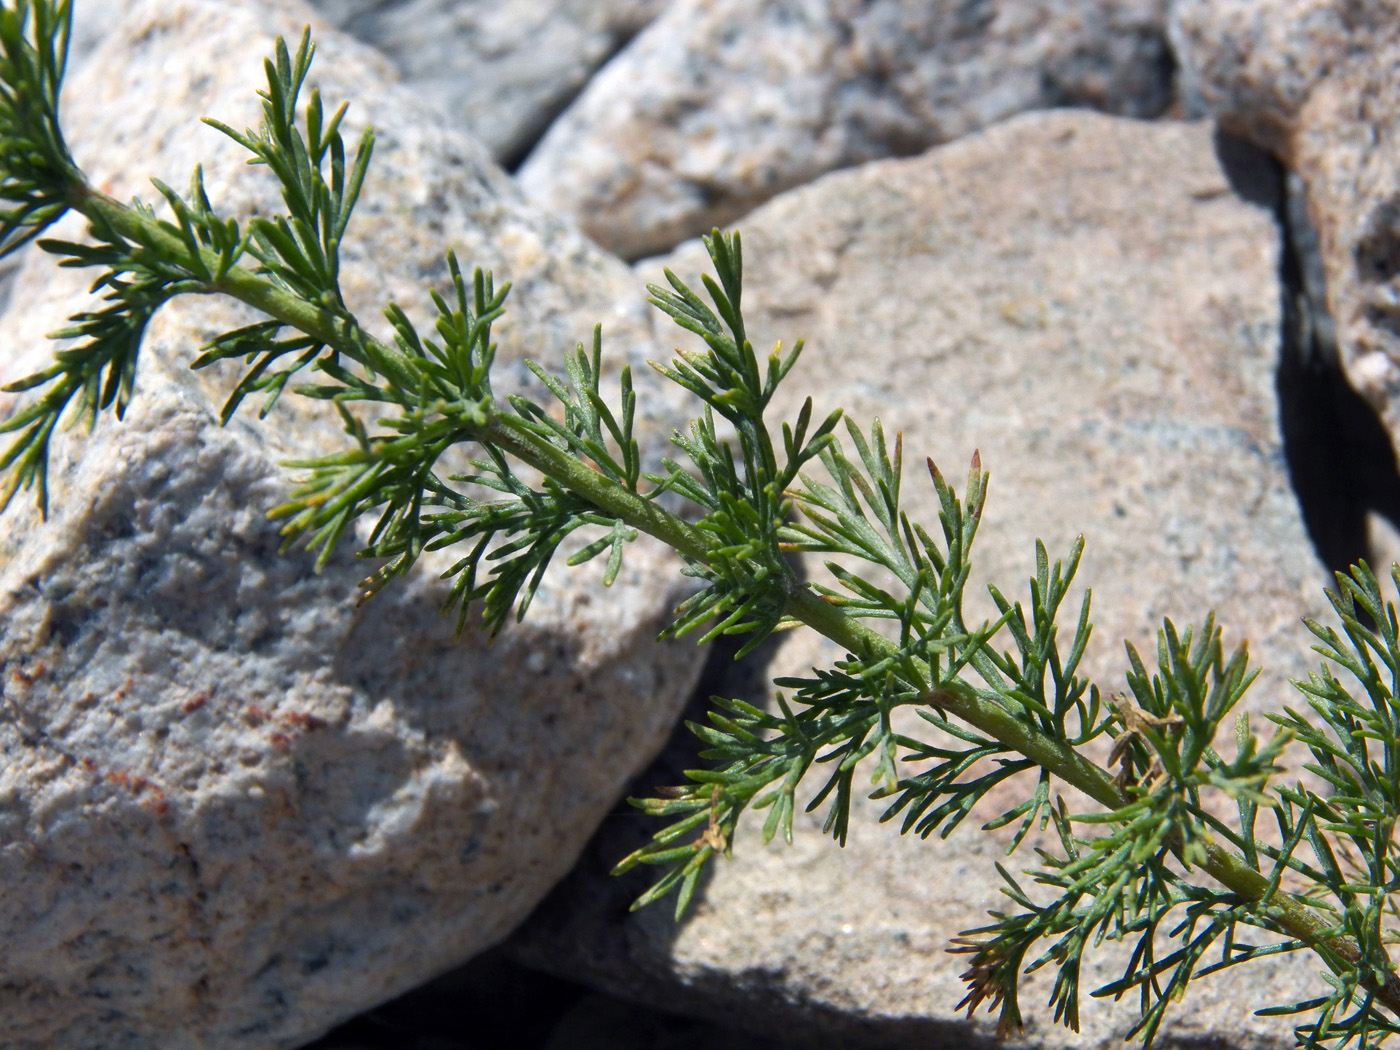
(1170, 1), (1400, 440)
(1167, 0), (1382, 150)
(516, 0), (1175, 259)
(509, 112), (1333, 1047)
(0, 1), (705, 1048)
(307, 0), (667, 164)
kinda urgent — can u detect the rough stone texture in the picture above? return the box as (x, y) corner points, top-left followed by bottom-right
(516, 0), (1175, 260)
(306, 0), (667, 165)
(1170, 1), (1400, 437)
(0, 1), (706, 1048)
(508, 112), (1334, 1048)
(1167, 0), (1388, 150)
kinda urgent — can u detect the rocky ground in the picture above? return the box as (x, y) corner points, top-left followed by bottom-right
(4, 1), (1400, 1048)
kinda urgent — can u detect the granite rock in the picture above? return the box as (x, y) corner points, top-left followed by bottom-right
(508, 112), (1333, 1048)
(1167, 0), (1386, 149)
(307, 0), (668, 165)
(516, 0), (1175, 259)
(0, 1), (704, 1048)
(1170, 1), (1400, 439)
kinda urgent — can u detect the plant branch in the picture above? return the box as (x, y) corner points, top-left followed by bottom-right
(53, 179), (1400, 1022)
(7, 5), (1400, 1040)
(67, 183), (418, 392)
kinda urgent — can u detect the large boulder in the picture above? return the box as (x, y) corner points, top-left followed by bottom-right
(0, 1), (705, 1047)
(508, 111), (1333, 1048)
(517, 0), (1175, 259)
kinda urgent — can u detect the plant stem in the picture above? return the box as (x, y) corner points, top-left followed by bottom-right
(61, 181), (1400, 1018)
(68, 184), (419, 393)
(487, 414), (712, 562)
(793, 589), (1399, 1014)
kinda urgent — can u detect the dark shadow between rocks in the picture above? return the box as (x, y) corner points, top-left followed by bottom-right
(498, 16), (658, 176)
(1209, 128), (1400, 582)
(299, 945), (807, 1050)
(299, 951), (584, 1050)
(498, 629), (785, 1020)
(1270, 165), (1400, 581)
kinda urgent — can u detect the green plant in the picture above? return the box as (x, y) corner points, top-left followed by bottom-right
(2, 3), (1400, 1046)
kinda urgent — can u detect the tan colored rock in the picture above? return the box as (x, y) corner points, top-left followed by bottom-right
(510, 112), (1333, 1048)
(0, 1), (704, 1047)
(517, 0), (1174, 260)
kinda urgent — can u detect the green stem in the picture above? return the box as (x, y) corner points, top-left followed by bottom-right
(63, 181), (1400, 1019)
(486, 414), (712, 563)
(69, 185), (421, 393)
(502, 433), (1400, 1014)
(1196, 839), (1400, 1001)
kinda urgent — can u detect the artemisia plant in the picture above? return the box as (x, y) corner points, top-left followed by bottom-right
(3, 2), (1399, 1045)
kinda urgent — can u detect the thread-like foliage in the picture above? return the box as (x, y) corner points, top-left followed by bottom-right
(2, 5), (1400, 1047)
(641, 238), (838, 652)
(0, 0), (76, 255)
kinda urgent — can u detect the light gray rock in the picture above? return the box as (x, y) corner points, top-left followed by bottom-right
(516, 0), (1175, 260)
(66, 0), (131, 69)
(1170, 1), (1400, 437)
(509, 112), (1335, 1048)
(308, 0), (668, 164)
(0, 1), (705, 1048)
